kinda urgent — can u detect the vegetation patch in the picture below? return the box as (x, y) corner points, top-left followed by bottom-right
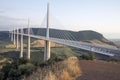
(0, 58), (36, 80)
(26, 56), (81, 80)
(78, 54), (96, 60)
(0, 56), (4, 61)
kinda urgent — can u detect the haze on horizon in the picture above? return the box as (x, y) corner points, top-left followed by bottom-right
(0, 0), (120, 39)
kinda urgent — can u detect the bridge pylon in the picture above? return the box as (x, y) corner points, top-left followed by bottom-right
(20, 27), (23, 58)
(26, 19), (31, 60)
(44, 2), (51, 61)
(13, 29), (16, 45)
(16, 28), (19, 50)
(10, 30), (13, 42)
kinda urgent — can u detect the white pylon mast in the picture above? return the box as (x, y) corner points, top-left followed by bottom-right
(13, 28), (16, 45)
(44, 2), (50, 61)
(27, 19), (30, 59)
(16, 28), (19, 50)
(20, 27), (23, 58)
(10, 30), (13, 42)
(46, 2), (50, 39)
(9, 30), (10, 38)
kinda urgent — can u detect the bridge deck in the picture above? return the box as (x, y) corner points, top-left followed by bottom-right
(17, 33), (120, 58)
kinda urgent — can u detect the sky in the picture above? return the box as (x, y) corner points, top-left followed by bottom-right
(0, 0), (120, 39)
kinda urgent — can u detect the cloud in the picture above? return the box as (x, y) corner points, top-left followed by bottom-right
(0, 16), (28, 31)
(0, 15), (26, 21)
(0, 10), (6, 13)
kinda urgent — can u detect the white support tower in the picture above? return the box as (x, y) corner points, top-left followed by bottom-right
(20, 27), (23, 58)
(13, 29), (16, 45)
(16, 28), (19, 50)
(26, 19), (30, 59)
(8, 30), (10, 38)
(10, 30), (13, 42)
(44, 2), (51, 61)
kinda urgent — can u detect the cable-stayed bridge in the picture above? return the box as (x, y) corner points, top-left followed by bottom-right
(9, 3), (120, 61)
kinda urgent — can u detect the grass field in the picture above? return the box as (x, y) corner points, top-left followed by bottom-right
(0, 41), (82, 80)
(0, 40), (120, 80)
(0, 40), (112, 63)
(0, 41), (79, 63)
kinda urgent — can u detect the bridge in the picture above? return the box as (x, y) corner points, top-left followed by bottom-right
(9, 3), (120, 61)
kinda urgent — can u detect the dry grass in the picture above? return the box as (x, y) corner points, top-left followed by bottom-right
(5, 44), (16, 48)
(31, 40), (63, 47)
(59, 70), (72, 80)
(64, 57), (81, 78)
(25, 56), (81, 80)
(5, 43), (26, 49)
(0, 58), (12, 69)
(67, 64), (81, 77)
(43, 71), (57, 80)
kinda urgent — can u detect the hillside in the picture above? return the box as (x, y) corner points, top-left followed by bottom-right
(0, 31), (9, 42)
(0, 29), (119, 80)
(31, 40), (63, 47)
(110, 39), (120, 48)
(0, 28), (116, 46)
(115, 42), (120, 48)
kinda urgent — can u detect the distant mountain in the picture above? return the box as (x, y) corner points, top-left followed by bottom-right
(30, 28), (115, 46)
(30, 28), (104, 41)
(0, 28), (116, 46)
(0, 31), (9, 42)
(110, 39), (120, 48)
(110, 39), (120, 42)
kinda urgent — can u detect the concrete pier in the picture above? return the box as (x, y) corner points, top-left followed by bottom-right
(13, 29), (16, 45)
(44, 2), (51, 61)
(26, 19), (30, 59)
(16, 28), (19, 50)
(11, 30), (13, 42)
(44, 41), (50, 61)
(20, 28), (23, 58)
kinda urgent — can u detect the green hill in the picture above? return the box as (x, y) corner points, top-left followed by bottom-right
(0, 31), (9, 42)
(0, 28), (115, 46)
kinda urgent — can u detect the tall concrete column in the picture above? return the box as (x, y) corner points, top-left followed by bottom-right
(16, 28), (19, 50)
(44, 2), (51, 61)
(8, 30), (10, 39)
(11, 30), (13, 42)
(27, 19), (30, 59)
(44, 41), (50, 61)
(13, 29), (16, 45)
(20, 28), (23, 58)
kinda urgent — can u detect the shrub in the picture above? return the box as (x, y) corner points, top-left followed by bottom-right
(7, 68), (22, 80)
(1, 63), (13, 79)
(40, 55), (65, 67)
(0, 56), (4, 60)
(28, 57), (81, 80)
(18, 63), (35, 76)
(47, 55), (65, 64)
(0, 72), (4, 80)
(43, 71), (57, 80)
(79, 54), (95, 60)
(18, 58), (30, 64)
(1, 58), (35, 80)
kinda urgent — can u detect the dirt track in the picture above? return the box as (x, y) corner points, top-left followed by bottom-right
(77, 60), (120, 80)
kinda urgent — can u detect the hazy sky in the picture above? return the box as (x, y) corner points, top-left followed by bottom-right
(0, 0), (120, 39)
